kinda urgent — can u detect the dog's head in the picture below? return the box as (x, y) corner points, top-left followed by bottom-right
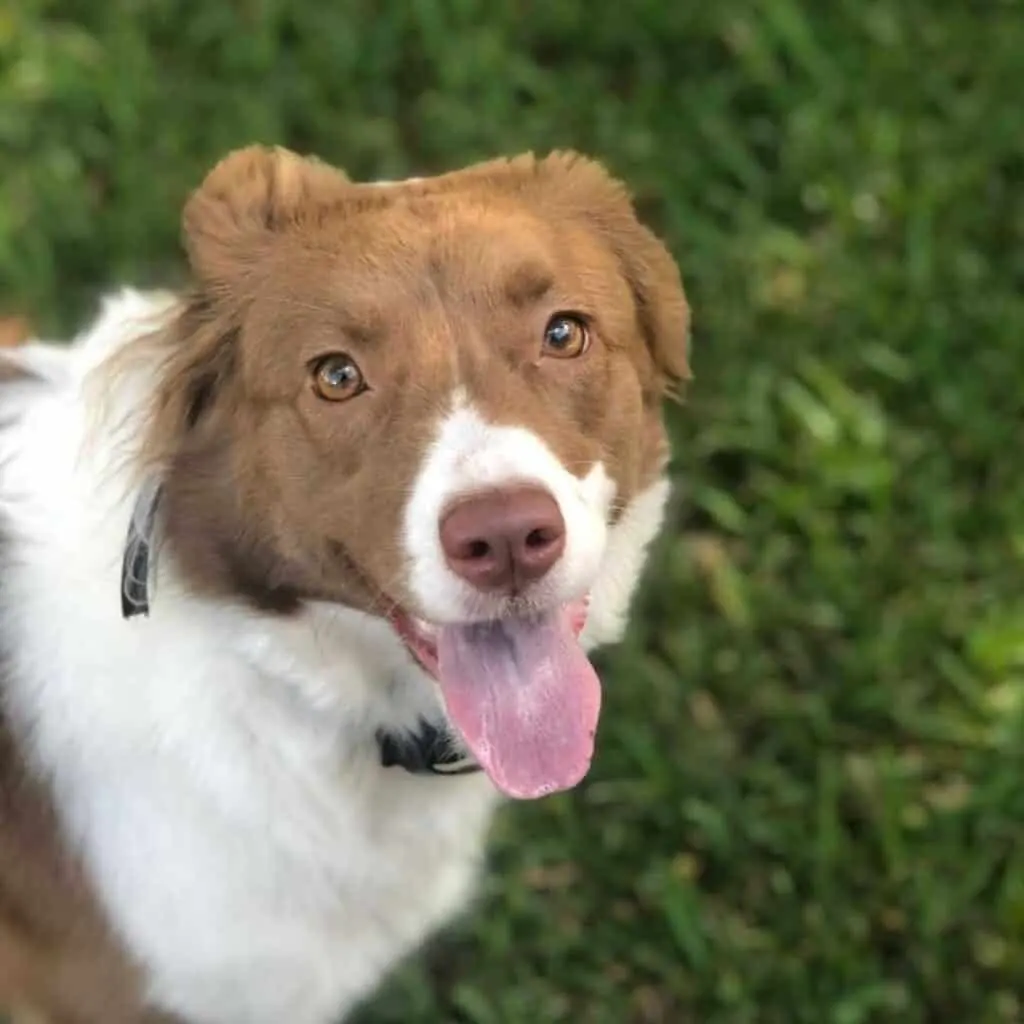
(141, 146), (690, 798)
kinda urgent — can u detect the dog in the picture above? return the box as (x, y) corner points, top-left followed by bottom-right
(0, 147), (690, 1023)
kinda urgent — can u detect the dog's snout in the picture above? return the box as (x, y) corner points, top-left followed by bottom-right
(439, 486), (566, 592)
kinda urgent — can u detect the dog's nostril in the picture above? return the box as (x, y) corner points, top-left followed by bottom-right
(525, 527), (555, 549)
(467, 539), (491, 560)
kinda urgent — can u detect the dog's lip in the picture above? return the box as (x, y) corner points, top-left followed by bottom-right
(387, 610), (441, 678)
(387, 599), (590, 678)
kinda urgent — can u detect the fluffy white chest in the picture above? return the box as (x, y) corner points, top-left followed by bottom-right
(8, 582), (498, 1024)
(77, 699), (498, 1024)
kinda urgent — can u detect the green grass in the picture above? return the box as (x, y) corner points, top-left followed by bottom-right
(3, 1), (1023, 1021)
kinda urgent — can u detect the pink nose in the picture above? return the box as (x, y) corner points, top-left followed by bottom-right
(439, 486), (566, 593)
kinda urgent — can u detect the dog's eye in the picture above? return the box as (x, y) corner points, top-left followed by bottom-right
(542, 315), (589, 359)
(312, 354), (366, 402)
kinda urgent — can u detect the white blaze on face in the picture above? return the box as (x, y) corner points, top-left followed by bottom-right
(403, 393), (614, 625)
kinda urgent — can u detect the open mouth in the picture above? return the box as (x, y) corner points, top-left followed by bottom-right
(388, 598), (598, 801)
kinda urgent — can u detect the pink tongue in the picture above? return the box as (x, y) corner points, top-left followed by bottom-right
(436, 611), (601, 800)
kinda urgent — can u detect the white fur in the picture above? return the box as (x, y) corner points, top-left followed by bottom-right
(0, 290), (671, 1024)
(582, 476), (672, 649)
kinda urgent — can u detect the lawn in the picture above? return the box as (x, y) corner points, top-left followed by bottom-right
(2, 1), (1023, 1021)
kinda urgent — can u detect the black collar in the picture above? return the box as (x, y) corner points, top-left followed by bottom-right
(377, 719), (481, 777)
(121, 478), (164, 619)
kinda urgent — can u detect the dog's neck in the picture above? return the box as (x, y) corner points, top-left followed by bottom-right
(118, 477), (477, 779)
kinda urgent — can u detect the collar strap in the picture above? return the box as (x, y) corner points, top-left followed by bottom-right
(377, 720), (481, 777)
(121, 478), (164, 619)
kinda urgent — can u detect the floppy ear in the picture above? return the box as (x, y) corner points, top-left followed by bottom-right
(137, 147), (352, 455)
(182, 145), (350, 286)
(530, 152), (692, 398)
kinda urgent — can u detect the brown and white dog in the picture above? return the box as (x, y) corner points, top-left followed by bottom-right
(0, 148), (690, 1023)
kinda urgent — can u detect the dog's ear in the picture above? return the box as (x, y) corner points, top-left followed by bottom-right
(143, 148), (351, 454)
(182, 146), (350, 286)
(528, 152), (692, 398)
(133, 302), (238, 474)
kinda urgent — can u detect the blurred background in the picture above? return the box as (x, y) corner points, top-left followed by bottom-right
(2, 1), (1022, 1021)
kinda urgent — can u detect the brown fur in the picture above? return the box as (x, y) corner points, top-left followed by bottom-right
(0, 319), (32, 350)
(0, 147), (688, 1020)
(137, 147), (689, 615)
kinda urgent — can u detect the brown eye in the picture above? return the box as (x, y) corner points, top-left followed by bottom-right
(312, 353), (366, 402)
(542, 315), (589, 359)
